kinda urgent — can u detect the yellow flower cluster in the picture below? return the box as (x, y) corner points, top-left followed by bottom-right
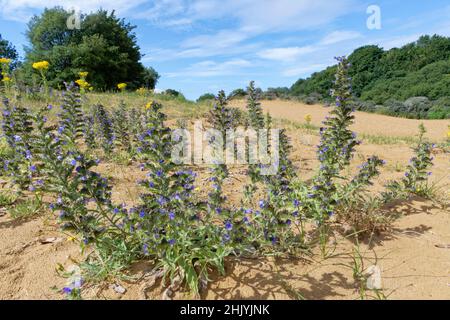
(145, 101), (154, 110)
(75, 79), (89, 89)
(304, 114), (312, 123)
(78, 71), (89, 78)
(0, 57), (11, 64)
(136, 87), (147, 95)
(76, 71), (93, 92)
(32, 60), (50, 70)
(0, 57), (12, 85)
(117, 83), (127, 90)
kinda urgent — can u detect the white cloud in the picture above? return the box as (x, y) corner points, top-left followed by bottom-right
(135, 0), (356, 32)
(282, 63), (328, 77)
(320, 30), (362, 45)
(166, 59), (252, 78)
(0, 0), (147, 21)
(258, 46), (317, 61)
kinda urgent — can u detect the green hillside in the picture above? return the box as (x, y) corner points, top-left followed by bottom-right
(289, 35), (450, 119)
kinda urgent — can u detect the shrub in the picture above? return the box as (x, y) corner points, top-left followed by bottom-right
(427, 97), (450, 119)
(197, 93), (215, 103)
(228, 88), (246, 99)
(403, 97), (432, 118)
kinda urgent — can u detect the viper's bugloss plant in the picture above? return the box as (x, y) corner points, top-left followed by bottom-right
(205, 91), (248, 248)
(243, 81), (266, 202)
(34, 109), (131, 246)
(207, 91), (232, 213)
(334, 156), (387, 232)
(128, 107), (145, 147)
(246, 81), (265, 129)
(113, 101), (131, 152)
(310, 56), (360, 223)
(383, 124), (434, 201)
(93, 104), (115, 156)
(58, 83), (84, 147)
(83, 114), (96, 150)
(133, 101), (233, 294)
(1, 98), (35, 190)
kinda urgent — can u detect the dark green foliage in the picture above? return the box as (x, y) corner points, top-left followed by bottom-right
(0, 34), (19, 70)
(164, 89), (182, 97)
(228, 88), (247, 99)
(427, 97), (450, 119)
(197, 93), (215, 102)
(262, 87), (290, 100)
(22, 8), (157, 90)
(140, 67), (160, 90)
(290, 35), (450, 118)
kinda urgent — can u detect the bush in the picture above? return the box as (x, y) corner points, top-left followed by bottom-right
(404, 97), (432, 118)
(228, 88), (246, 99)
(197, 93), (215, 103)
(427, 97), (450, 119)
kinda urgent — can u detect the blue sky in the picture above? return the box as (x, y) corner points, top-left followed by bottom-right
(0, 0), (449, 99)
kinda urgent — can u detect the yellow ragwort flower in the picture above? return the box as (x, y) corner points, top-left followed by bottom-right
(75, 79), (89, 89)
(1, 76), (11, 82)
(304, 114), (312, 123)
(32, 60), (50, 70)
(0, 57), (12, 64)
(78, 71), (89, 78)
(145, 101), (153, 110)
(136, 87), (146, 95)
(117, 83), (127, 90)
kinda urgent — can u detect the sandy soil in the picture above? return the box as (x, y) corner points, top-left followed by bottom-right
(230, 100), (450, 142)
(1, 100), (449, 300)
(1, 197), (449, 300)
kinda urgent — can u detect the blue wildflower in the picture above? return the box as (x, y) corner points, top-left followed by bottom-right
(225, 220), (233, 231)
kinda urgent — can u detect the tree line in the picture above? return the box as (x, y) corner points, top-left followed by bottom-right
(0, 7), (159, 91)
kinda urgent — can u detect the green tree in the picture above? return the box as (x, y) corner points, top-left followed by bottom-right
(140, 66), (160, 89)
(0, 34), (19, 69)
(197, 93), (215, 102)
(23, 7), (157, 90)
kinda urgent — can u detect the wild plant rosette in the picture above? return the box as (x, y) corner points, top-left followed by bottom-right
(133, 101), (233, 294)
